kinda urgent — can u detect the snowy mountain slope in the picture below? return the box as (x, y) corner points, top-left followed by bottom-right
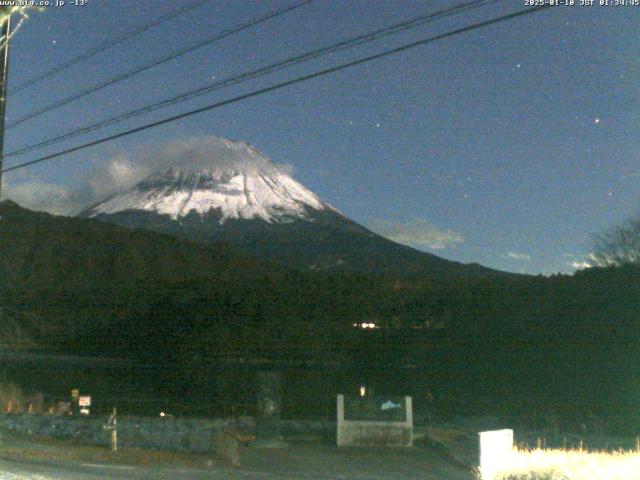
(79, 138), (508, 279)
(82, 139), (330, 223)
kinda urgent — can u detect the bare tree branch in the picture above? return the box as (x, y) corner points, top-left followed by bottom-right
(591, 214), (640, 267)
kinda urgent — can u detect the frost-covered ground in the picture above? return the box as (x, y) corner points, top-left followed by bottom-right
(485, 448), (640, 480)
(0, 473), (53, 480)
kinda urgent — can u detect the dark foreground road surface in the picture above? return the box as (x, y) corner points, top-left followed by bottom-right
(0, 442), (474, 479)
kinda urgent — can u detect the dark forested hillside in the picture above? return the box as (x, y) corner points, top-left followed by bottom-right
(2, 200), (640, 430)
(0, 200), (400, 357)
(0, 200), (273, 292)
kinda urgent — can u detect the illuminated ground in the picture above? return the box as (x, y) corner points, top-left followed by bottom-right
(0, 432), (473, 479)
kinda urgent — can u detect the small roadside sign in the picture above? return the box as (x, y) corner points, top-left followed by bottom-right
(78, 396), (91, 407)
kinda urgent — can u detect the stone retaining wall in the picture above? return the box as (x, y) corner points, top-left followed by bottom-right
(0, 414), (341, 453)
(0, 414), (249, 453)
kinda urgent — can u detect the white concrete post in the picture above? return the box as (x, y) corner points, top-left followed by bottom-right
(336, 394), (345, 446)
(478, 429), (513, 479)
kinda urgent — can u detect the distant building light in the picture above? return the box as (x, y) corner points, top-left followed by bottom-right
(359, 386), (366, 397)
(356, 322), (377, 329)
(353, 322), (379, 329)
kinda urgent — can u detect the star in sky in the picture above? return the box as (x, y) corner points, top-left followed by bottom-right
(5, 0), (635, 275)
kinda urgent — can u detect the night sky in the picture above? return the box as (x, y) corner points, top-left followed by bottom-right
(2, 0), (638, 275)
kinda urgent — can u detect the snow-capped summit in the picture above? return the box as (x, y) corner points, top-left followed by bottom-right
(79, 136), (507, 279)
(81, 138), (330, 223)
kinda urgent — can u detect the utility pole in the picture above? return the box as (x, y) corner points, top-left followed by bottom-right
(0, 7), (11, 201)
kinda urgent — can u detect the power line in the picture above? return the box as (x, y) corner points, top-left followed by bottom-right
(11, 0), (213, 95)
(1, 5), (551, 175)
(5, 0), (499, 159)
(6, 0), (315, 129)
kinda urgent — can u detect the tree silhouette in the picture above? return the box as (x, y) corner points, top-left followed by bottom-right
(592, 214), (640, 266)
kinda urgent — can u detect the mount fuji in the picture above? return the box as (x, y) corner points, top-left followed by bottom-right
(79, 138), (504, 278)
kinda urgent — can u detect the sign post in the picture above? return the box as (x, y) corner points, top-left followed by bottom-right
(337, 394), (413, 446)
(103, 407), (117, 452)
(78, 395), (91, 415)
(254, 370), (286, 448)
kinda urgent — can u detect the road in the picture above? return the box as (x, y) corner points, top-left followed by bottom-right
(0, 443), (474, 479)
(0, 457), (246, 480)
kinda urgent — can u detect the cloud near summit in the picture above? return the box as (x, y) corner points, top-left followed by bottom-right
(95, 136), (286, 193)
(5, 136), (294, 215)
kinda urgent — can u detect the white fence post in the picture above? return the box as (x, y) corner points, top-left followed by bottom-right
(478, 429), (513, 479)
